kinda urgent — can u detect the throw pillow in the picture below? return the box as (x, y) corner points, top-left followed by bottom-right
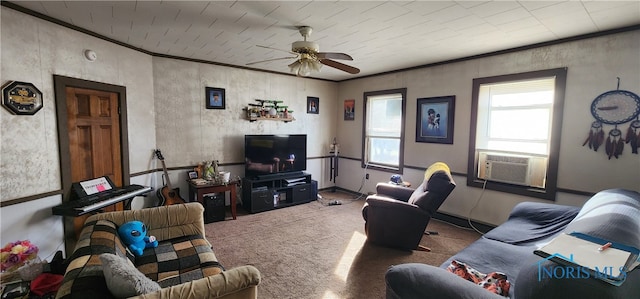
(99, 253), (161, 298)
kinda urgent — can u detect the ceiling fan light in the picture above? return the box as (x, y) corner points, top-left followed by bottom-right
(299, 60), (312, 76)
(288, 60), (309, 76)
(311, 60), (322, 72)
(292, 41), (319, 53)
(288, 60), (301, 75)
(288, 53), (322, 77)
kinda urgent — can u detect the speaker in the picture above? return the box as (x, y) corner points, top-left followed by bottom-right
(311, 180), (318, 201)
(204, 194), (225, 223)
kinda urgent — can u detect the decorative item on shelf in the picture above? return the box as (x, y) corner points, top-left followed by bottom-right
(1, 240), (39, 273)
(203, 161), (214, 181)
(244, 99), (295, 122)
(219, 171), (231, 183)
(582, 77), (640, 159)
(195, 162), (204, 179)
(201, 160), (223, 183)
(191, 178), (208, 185)
(213, 160), (220, 182)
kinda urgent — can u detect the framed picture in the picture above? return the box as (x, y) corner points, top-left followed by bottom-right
(416, 95), (455, 144)
(188, 171), (198, 179)
(344, 99), (355, 120)
(205, 87), (225, 109)
(307, 96), (319, 114)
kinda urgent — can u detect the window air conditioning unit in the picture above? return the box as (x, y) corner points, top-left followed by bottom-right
(477, 151), (547, 188)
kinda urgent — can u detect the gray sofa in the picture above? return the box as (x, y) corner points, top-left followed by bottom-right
(385, 188), (640, 299)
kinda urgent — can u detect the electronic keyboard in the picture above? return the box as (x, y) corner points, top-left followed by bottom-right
(52, 177), (152, 216)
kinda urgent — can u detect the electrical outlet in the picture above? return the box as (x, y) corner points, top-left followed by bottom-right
(365, 173), (369, 179)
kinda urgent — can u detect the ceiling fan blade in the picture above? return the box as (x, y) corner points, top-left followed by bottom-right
(317, 52), (353, 61)
(256, 45), (297, 55)
(319, 59), (360, 74)
(246, 56), (298, 66)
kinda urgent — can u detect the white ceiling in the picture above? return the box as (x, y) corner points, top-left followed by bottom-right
(7, 1), (640, 81)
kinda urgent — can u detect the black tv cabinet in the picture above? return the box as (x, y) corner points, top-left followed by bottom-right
(242, 173), (313, 213)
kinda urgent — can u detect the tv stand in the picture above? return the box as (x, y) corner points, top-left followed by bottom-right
(255, 171), (303, 181)
(242, 172), (313, 213)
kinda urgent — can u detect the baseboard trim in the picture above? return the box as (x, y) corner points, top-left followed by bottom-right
(432, 211), (496, 234)
(320, 187), (496, 233)
(318, 186), (365, 197)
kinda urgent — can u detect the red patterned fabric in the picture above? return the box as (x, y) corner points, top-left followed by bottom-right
(447, 260), (511, 297)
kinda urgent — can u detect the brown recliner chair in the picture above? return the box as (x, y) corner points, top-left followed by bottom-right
(362, 162), (456, 251)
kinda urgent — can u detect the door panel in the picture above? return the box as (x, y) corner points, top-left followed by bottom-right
(66, 87), (123, 237)
(66, 87), (122, 185)
(54, 75), (131, 255)
(75, 126), (93, 179)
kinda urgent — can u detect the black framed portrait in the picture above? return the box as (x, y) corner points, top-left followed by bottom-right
(205, 87), (225, 109)
(416, 95), (455, 144)
(307, 97), (319, 114)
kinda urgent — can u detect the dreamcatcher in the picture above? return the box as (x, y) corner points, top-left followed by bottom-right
(582, 78), (640, 159)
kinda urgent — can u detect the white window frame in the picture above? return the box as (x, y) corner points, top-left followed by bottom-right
(467, 68), (567, 200)
(477, 78), (555, 155)
(362, 88), (406, 173)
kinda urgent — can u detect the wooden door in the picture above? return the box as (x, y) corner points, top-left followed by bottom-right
(66, 87), (123, 235)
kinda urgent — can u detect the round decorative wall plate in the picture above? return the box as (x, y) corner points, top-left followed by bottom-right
(590, 90), (640, 125)
(2, 81), (43, 115)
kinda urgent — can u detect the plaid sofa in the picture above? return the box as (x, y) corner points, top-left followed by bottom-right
(55, 203), (260, 299)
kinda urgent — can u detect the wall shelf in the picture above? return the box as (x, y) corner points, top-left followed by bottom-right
(247, 116), (295, 123)
(245, 99), (294, 122)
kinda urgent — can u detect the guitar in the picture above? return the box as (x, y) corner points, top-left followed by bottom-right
(154, 149), (186, 206)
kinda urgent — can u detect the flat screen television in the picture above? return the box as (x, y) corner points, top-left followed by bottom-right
(244, 134), (307, 179)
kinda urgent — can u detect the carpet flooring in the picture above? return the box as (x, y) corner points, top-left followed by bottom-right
(204, 191), (480, 299)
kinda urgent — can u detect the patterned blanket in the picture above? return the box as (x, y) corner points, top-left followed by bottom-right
(447, 260), (511, 297)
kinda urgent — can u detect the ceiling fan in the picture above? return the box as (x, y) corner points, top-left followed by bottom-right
(247, 26), (360, 76)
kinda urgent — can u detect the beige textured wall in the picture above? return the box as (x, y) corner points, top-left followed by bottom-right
(0, 7), (155, 257)
(0, 7), (339, 258)
(336, 30), (640, 225)
(151, 57), (338, 169)
(0, 8), (156, 202)
(151, 57), (339, 199)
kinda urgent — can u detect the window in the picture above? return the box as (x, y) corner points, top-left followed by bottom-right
(362, 88), (406, 172)
(467, 68), (567, 200)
